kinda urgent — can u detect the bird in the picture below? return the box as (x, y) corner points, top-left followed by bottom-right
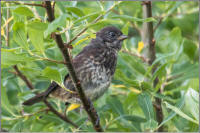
(23, 26), (128, 106)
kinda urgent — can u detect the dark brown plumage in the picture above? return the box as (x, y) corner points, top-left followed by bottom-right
(23, 26), (127, 106)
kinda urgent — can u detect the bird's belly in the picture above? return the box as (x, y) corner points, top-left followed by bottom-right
(82, 65), (111, 101)
(84, 80), (110, 101)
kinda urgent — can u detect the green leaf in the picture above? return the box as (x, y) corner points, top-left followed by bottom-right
(151, 92), (175, 103)
(1, 47), (21, 52)
(140, 81), (152, 90)
(56, 2), (67, 13)
(120, 52), (147, 76)
(165, 1), (184, 18)
(13, 22), (29, 50)
(114, 69), (140, 89)
(143, 119), (158, 130)
(27, 21), (48, 31)
(2, 50), (36, 66)
(168, 27), (182, 45)
(87, 19), (123, 30)
(121, 22), (129, 35)
(13, 6), (34, 17)
(44, 14), (68, 37)
(151, 62), (168, 81)
(28, 29), (44, 54)
(123, 115), (146, 123)
(107, 96), (124, 115)
(73, 11), (104, 25)
(170, 62), (198, 83)
(185, 88), (199, 121)
(183, 39), (197, 60)
(164, 101), (198, 124)
(144, 52), (175, 78)
(188, 78), (199, 91)
(159, 27), (182, 53)
(27, 21), (48, 54)
(66, 7), (84, 17)
(112, 15), (156, 22)
(157, 95), (185, 129)
(138, 92), (155, 120)
(1, 85), (17, 117)
(153, 52), (176, 66)
(138, 92), (157, 131)
(42, 67), (62, 83)
(10, 120), (23, 132)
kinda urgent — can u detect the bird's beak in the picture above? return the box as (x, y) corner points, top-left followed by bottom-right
(117, 35), (128, 41)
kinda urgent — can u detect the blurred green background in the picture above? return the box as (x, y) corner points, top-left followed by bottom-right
(1, 1), (199, 132)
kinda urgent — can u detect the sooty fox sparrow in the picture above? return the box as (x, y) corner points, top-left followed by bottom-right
(23, 26), (128, 106)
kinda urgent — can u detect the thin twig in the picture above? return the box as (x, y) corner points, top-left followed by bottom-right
(8, 70), (17, 75)
(142, 1), (164, 131)
(39, 57), (66, 64)
(44, 1), (103, 131)
(8, 1), (45, 7)
(153, 16), (163, 32)
(12, 65), (78, 128)
(35, 55), (66, 64)
(20, 108), (49, 119)
(13, 65), (35, 91)
(43, 99), (79, 128)
(28, 51), (66, 64)
(121, 49), (148, 63)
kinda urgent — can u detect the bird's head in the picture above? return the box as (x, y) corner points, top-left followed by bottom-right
(96, 26), (128, 51)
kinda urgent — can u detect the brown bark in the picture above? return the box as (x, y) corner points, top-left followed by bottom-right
(142, 1), (164, 132)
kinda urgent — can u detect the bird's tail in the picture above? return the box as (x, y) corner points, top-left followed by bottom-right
(23, 81), (59, 106)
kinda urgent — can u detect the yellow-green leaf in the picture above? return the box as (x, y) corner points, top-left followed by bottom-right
(67, 104), (80, 112)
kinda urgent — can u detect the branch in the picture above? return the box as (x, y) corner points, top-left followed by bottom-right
(142, 1), (164, 131)
(44, 1), (103, 131)
(8, 1), (45, 7)
(142, 1), (155, 64)
(12, 65), (78, 128)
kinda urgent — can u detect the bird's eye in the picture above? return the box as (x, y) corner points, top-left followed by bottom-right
(108, 32), (116, 38)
